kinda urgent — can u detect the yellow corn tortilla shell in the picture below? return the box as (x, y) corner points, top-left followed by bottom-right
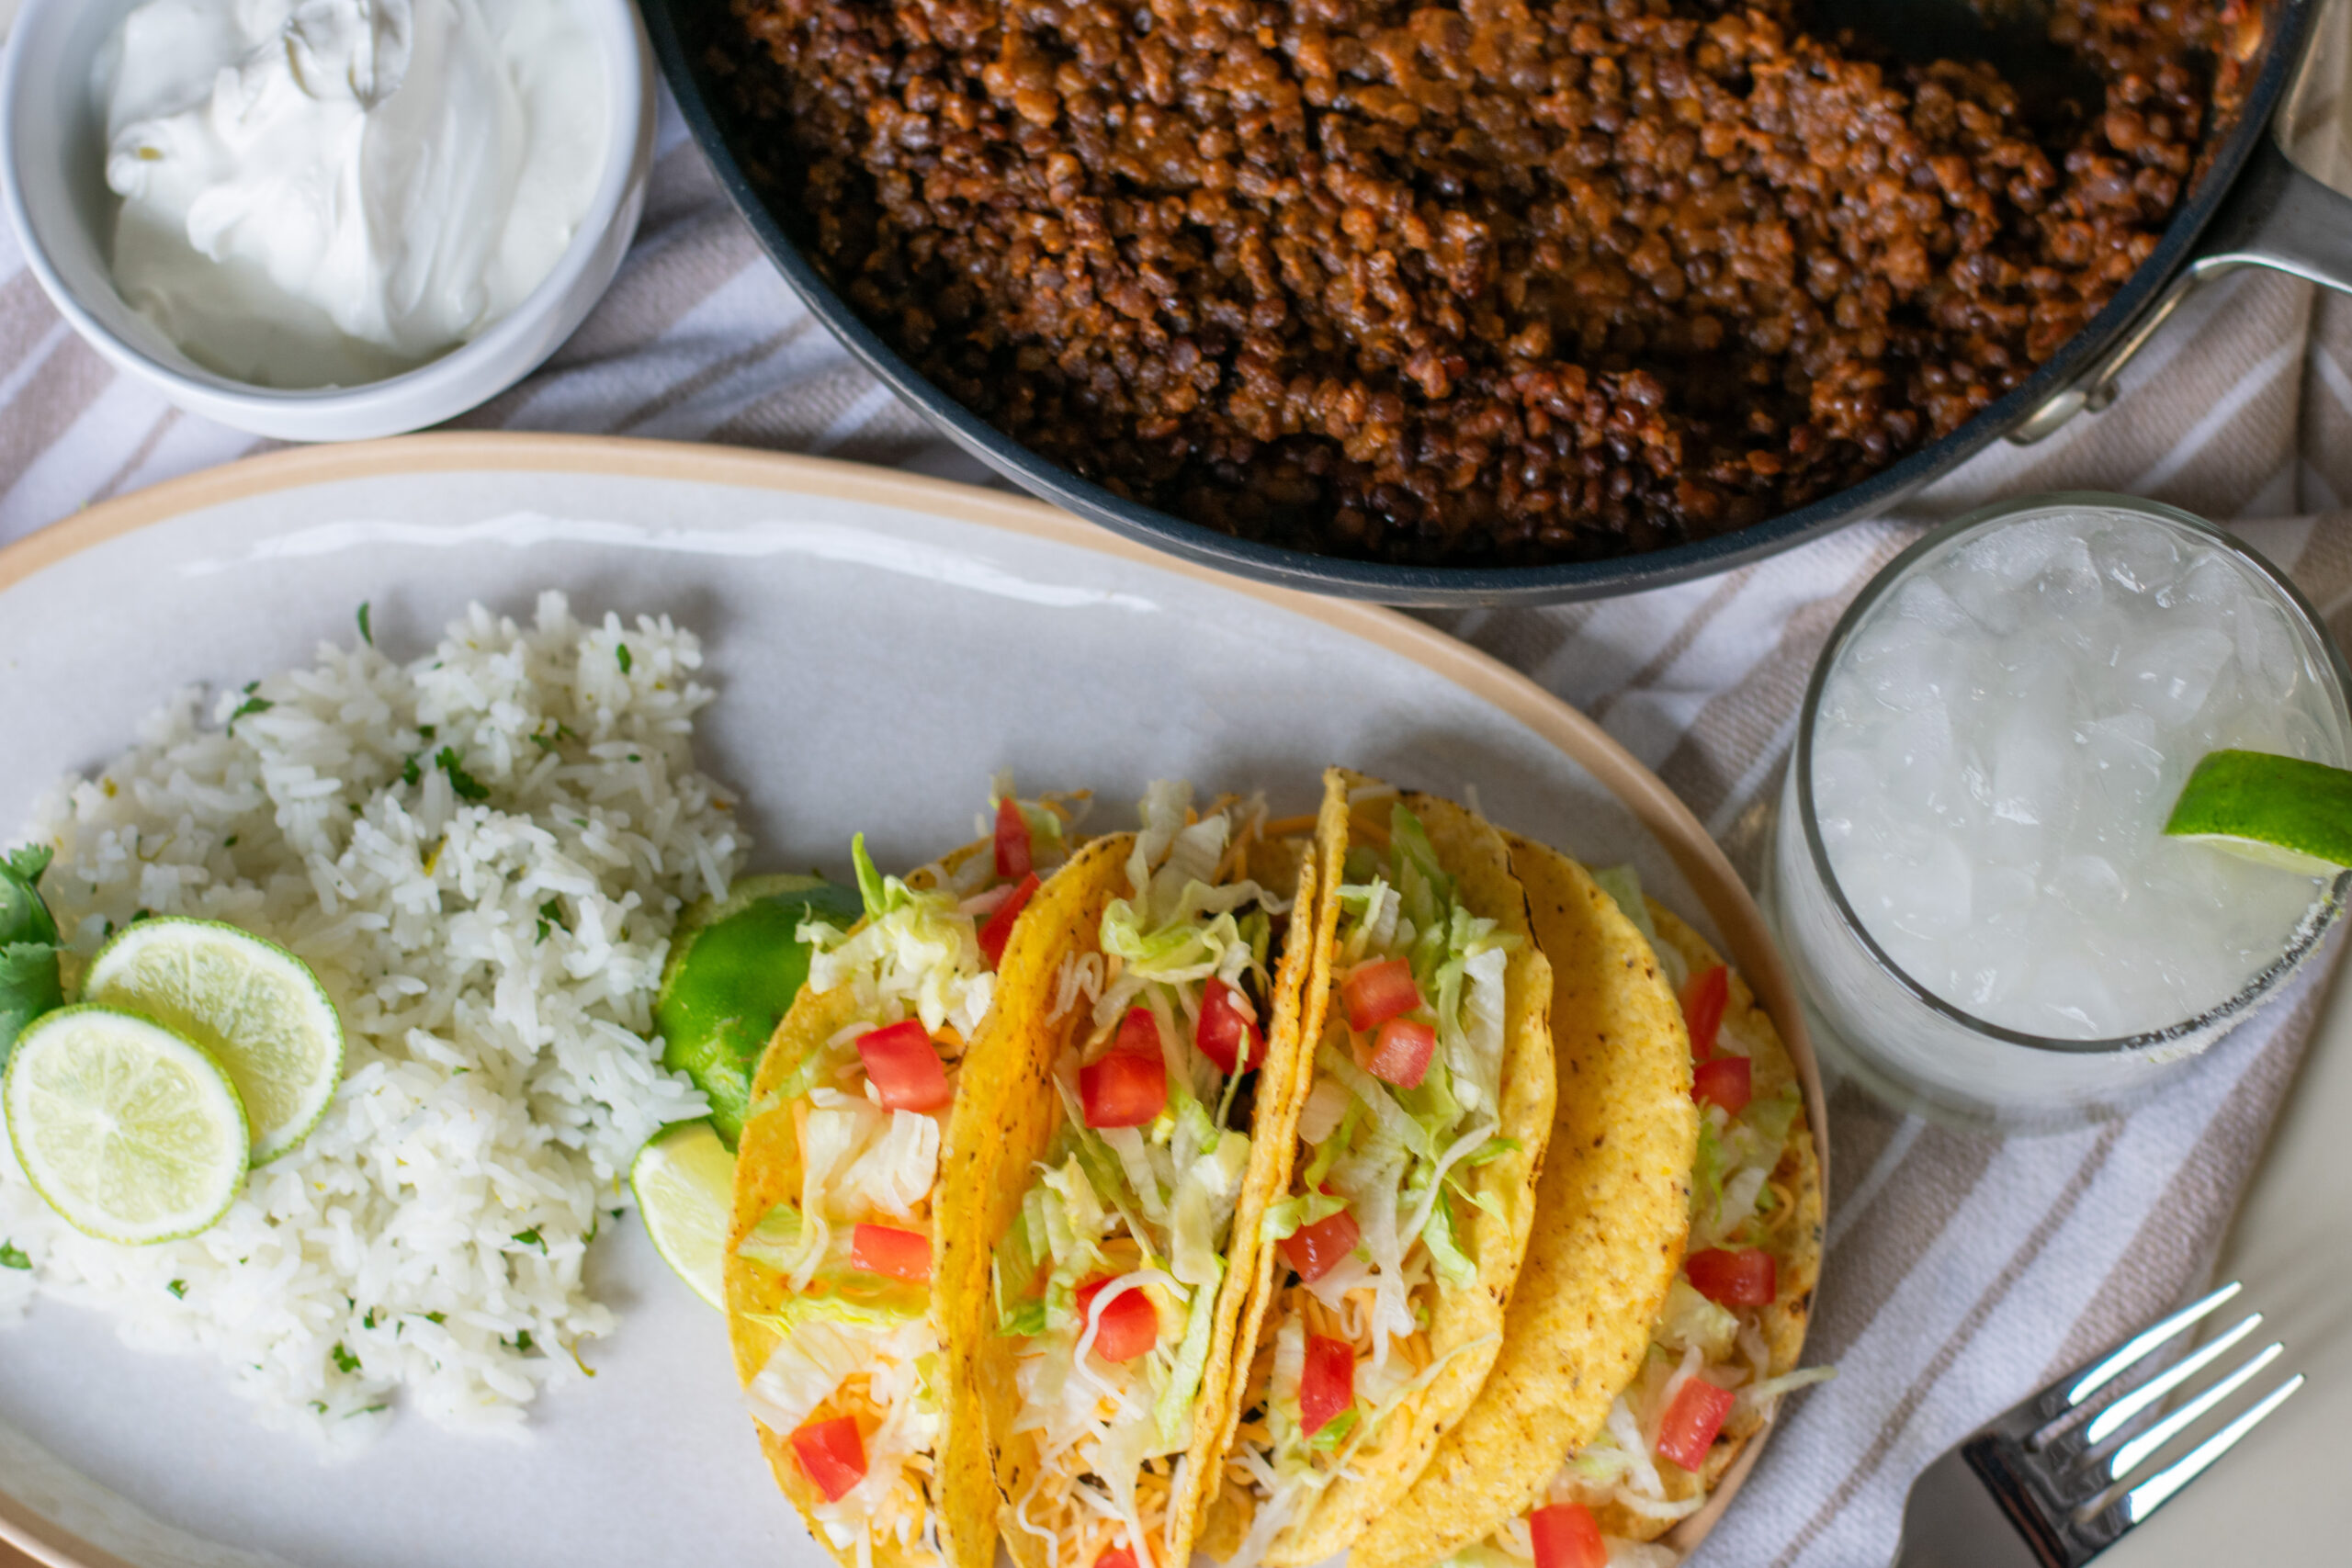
(1616, 900), (1822, 1543)
(1349, 837), (1698, 1568)
(936, 823), (1323, 1568)
(724, 843), (995, 1568)
(1210, 769), (1556, 1568)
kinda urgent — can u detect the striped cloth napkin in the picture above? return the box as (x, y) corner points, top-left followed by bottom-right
(5, 67), (2352, 1568)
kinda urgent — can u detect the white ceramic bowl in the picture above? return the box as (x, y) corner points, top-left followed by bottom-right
(0, 0), (654, 442)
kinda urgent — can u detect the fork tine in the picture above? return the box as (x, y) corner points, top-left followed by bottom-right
(2105, 1341), (2285, 1485)
(2059, 1280), (2244, 1409)
(2120, 1372), (2305, 1524)
(2080, 1312), (2264, 1448)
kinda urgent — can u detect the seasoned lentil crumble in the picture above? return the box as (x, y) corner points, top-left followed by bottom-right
(713, 0), (2244, 565)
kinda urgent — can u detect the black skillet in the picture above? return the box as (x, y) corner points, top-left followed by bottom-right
(641, 0), (2352, 605)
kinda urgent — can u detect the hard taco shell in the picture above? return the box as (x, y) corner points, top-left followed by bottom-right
(1349, 835), (1699, 1568)
(935, 824), (1324, 1568)
(1636, 900), (1823, 1550)
(1209, 770), (1556, 1568)
(724, 841), (996, 1568)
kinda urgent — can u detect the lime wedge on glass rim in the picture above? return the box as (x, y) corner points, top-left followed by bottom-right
(3, 1006), (249, 1244)
(2164, 750), (2352, 874)
(630, 1118), (735, 1311)
(84, 917), (345, 1164)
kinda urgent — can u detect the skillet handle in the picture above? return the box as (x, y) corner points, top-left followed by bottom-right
(2010, 135), (2352, 444)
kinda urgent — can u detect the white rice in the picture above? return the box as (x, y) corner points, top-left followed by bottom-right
(0, 592), (744, 1443)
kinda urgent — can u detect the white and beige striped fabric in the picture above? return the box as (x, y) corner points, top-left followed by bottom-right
(6, 66), (2352, 1568)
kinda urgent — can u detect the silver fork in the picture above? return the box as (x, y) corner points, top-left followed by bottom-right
(1891, 1280), (2303, 1568)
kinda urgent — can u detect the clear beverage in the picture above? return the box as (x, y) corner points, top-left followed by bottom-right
(1772, 495), (2352, 1127)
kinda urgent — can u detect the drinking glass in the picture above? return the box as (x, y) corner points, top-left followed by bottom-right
(1771, 494), (2352, 1130)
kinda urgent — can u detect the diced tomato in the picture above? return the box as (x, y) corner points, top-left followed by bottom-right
(1196, 977), (1266, 1075)
(1365, 1016), (1436, 1089)
(1680, 965), (1729, 1061)
(1116, 1005), (1164, 1057)
(789, 1415), (867, 1501)
(1080, 1012), (1168, 1128)
(1279, 1207), (1360, 1282)
(995, 795), (1033, 880)
(1692, 1055), (1751, 1115)
(1076, 1278), (1160, 1362)
(855, 1020), (952, 1112)
(1656, 1376), (1736, 1472)
(1684, 1247), (1776, 1307)
(851, 1224), (933, 1282)
(1300, 1334), (1355, 1437)
(1341, 957), (1421, 1032)
(978, 872), (1040, 967)
(1093, 1544), (1138, 1568)
(1526, 1504), (1608, 1568)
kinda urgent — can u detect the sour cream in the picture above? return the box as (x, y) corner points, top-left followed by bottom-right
(100, 0), (605, 389)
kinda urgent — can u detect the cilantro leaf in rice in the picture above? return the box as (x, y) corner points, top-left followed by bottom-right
(0, 592), (746, 1440)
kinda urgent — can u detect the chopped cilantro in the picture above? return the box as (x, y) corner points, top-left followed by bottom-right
(223, 834), (238, 847)
(350, 1403), (388, 1417)
(0, 1241), (29, 1270)
(513, 1227), (546, 1252)
(166, 1278), (187, 1298)
(424, 1311), (447, 1325)
(435, 748), (489, 802)
(331, 1342), (360, 1374)
(356, 602), (372, 646)
(417, 725), (435, 741)
(362, 1306), (379, 1328)
(400, 753), (422, 787)
(505, 1329), (535, 1353)
(616, 644), (633, 674)
(530, 732), (558, 752)
(536, 897), (568, 945)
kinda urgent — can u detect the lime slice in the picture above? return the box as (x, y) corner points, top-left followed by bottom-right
(630, 1118), (736, 1311)
(3, 1006), (249, 1243)
(84, 918), (345, 1164)
(2164, 750), (2352, 875)
(656, 874), (862, 1146)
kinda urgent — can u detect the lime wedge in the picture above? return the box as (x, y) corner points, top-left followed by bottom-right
(2164, 750), (2352, 875)
(657, 874), (862, 1146)
(3, 1006), (249, 1243)
(85, 918), (345, 1164)
(630, 1118), (735, 1311)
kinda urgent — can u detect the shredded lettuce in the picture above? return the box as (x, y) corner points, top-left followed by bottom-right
(1590, 863), (1655, 942)
(744, 1320), (869, 1436)
(1420, 1190), (1476, 1288)
(1307, 1409), (1358, 1453)
(1655, 1277), (1740, 1362)
(1591, 863), (1688, 990)
(1691, 1118), (1725, 1225)
(1154, 1260), (1225, 1445)
(854, 833), (890, 920)
(1317, 1043), (1436, 1162)
(1261, 1190), (1349, 1244)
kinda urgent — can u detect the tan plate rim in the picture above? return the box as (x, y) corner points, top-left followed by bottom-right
(0, 431), (1827, 1568)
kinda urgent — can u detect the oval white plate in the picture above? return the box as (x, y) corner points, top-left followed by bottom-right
(0, 434), (1823, 1568)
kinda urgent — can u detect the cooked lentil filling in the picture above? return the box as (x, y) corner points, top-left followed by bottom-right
(716, 0), (2238, 565)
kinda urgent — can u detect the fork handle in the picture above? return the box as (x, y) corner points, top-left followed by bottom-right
(1890, 1456), (2057, 1568)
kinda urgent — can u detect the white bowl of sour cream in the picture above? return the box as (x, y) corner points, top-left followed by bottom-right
(1, 0), (653, 441)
